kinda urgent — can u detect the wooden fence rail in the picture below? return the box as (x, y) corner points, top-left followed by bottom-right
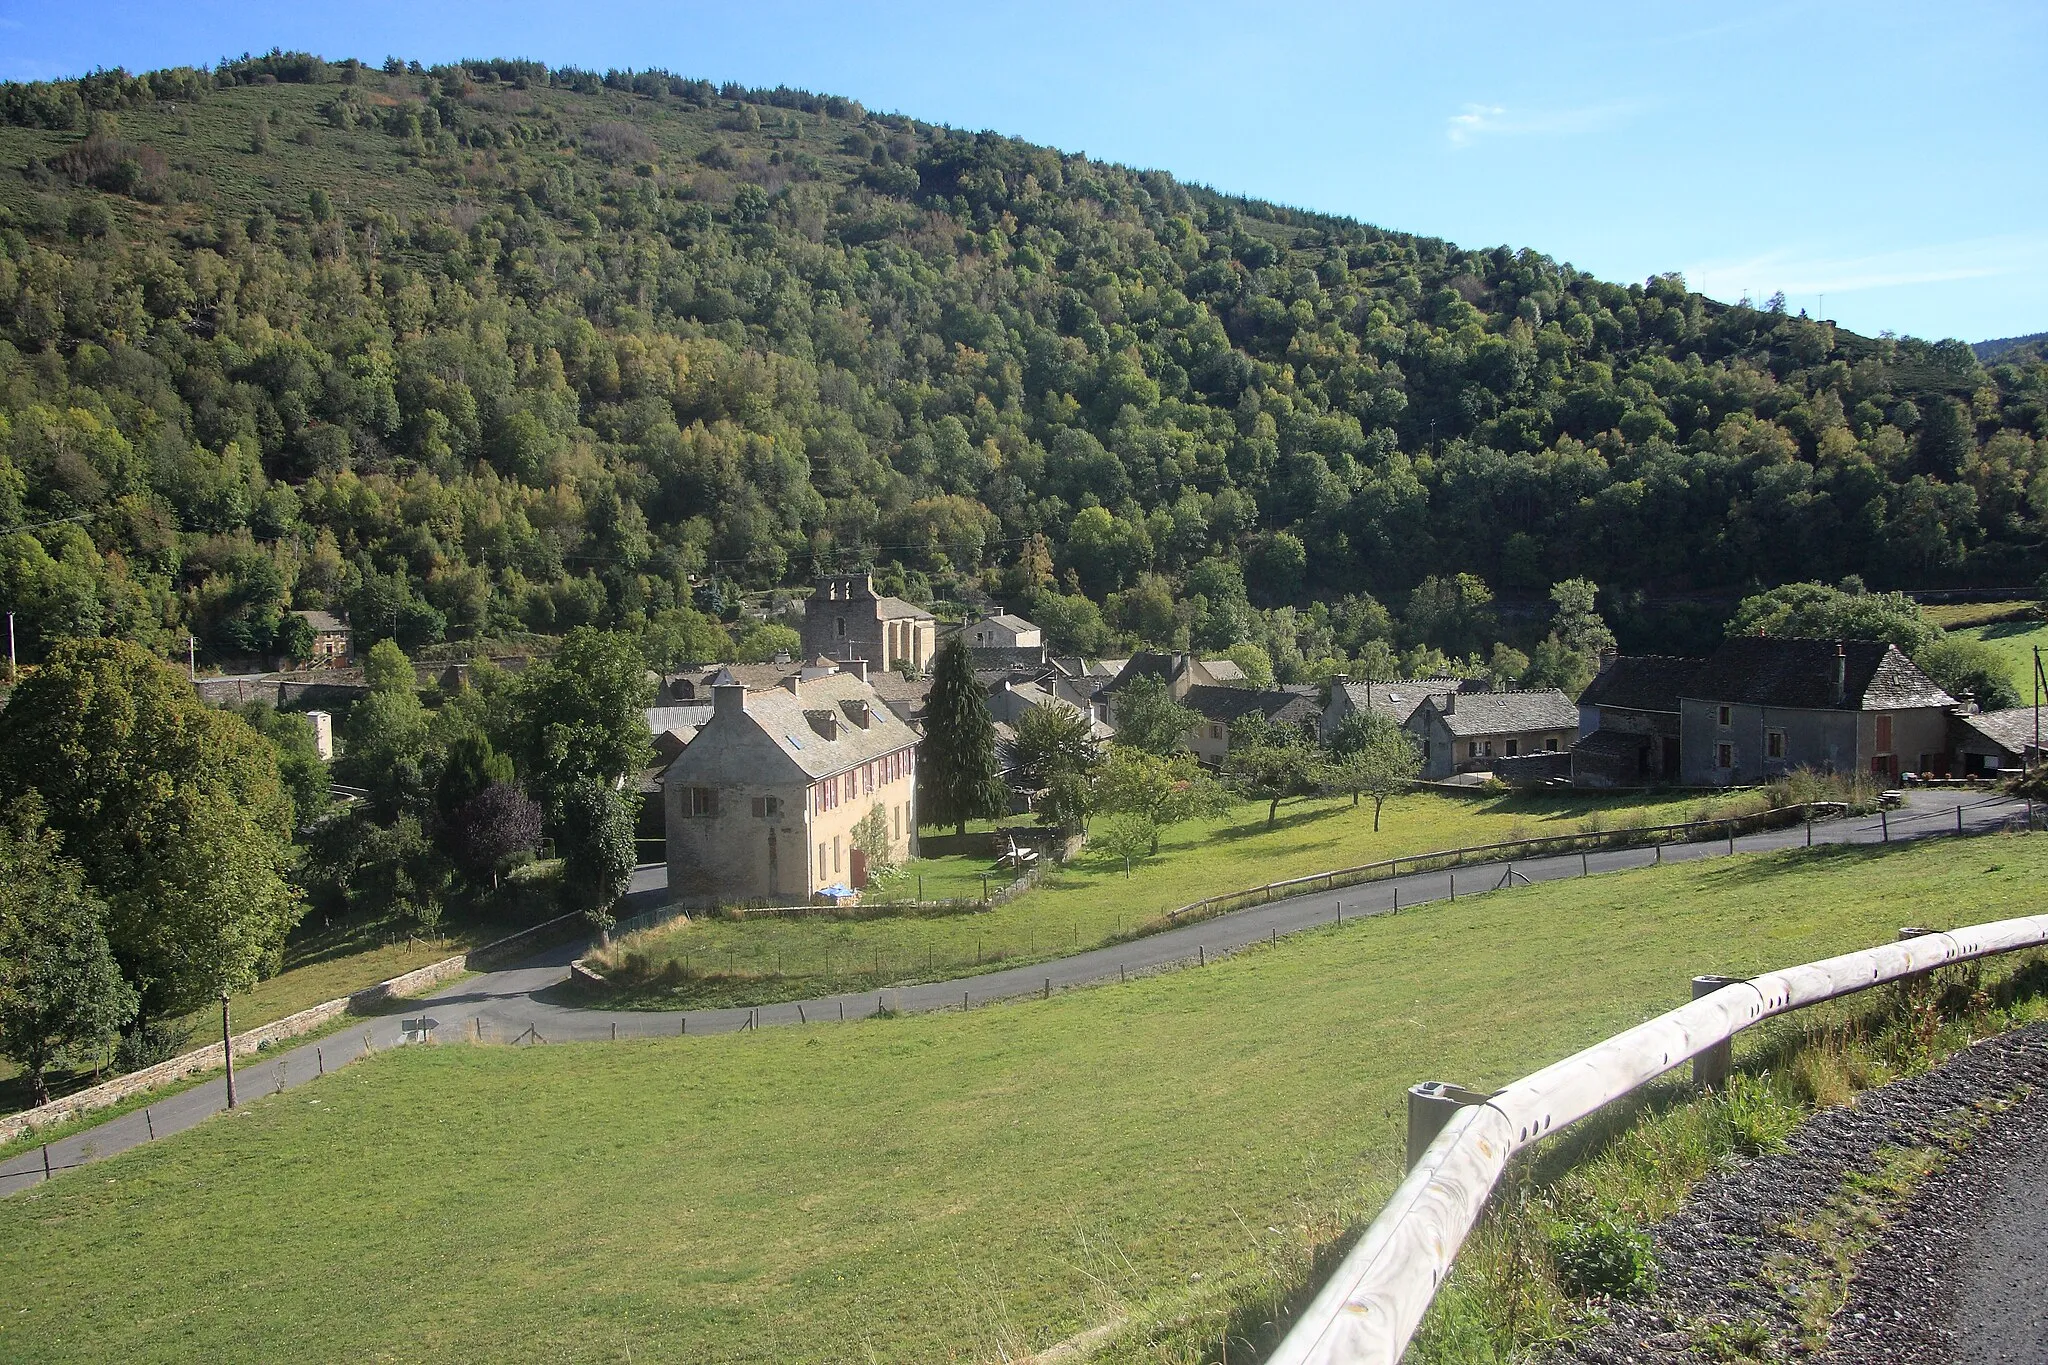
(1162, 801), (1848, 929)
(1264, 905), (2048, 1365)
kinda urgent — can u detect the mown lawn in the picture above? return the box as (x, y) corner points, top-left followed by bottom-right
(5, 834), (2038, 1364)
(591, 788), (1761, 1006)
(1960, 616), (2048, 697)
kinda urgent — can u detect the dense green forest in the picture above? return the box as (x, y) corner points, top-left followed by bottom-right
(2, 51), (2046, 679)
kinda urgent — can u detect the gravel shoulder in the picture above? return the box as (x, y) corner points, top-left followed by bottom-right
(1546, 1021), (2048, 1365)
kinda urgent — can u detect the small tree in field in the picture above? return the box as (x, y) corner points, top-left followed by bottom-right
(1326, 710), (1422, 832)
(1095, 813), (1157, 877)
(1224, 714), (1323, 826)
(1092, 747), (1224, 855)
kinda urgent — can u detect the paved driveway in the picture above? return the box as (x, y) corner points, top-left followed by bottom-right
(0, 788), (2026, 1195)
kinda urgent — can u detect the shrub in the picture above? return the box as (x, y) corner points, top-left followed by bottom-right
(1545, 1216), (1655, 1300)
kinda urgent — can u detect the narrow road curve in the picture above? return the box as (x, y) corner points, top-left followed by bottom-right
(1, 789), (2025, 1195)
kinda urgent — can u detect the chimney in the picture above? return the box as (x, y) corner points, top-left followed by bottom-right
(713, 682), (747, 720)
(1443, 692), (1456, 716)
(782, 673), (802, 697)
(836, 658), (869, 683)
(1831, 643), (1847, 706)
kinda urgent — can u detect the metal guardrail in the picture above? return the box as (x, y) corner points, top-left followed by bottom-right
(1266, 905), (2048, 1365)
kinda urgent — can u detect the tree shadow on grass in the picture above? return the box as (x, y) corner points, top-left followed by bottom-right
(1976, 618), (2043, 641)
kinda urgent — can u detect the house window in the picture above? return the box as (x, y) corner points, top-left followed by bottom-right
(1209, 724), (1223, 740)
(893, 804), (901, 841)
(1766, 730), (1785, 760)
(1717, 706), (1732, 727)
(1545, 737), (1558, 752)
(1482, 741), (1494, 757)
(836, 617), (846, 638)
(1505, 739), (1519, 757)
(1875, 715), (1894, 751)
(817, 842), (827, 880)
(833, 835), (842, 874)
(1467, 741), (1479, 759)
(1716, 742), (1733, 769)
(1424, 740), (1433, 762)
(750, 796), (782, 818)
(685, 786), (717, 817)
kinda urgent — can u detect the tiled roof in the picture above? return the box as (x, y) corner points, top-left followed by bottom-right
(1427, 689), (1578, 737)
(1201, 659), (1248, 685)
(645, 703), (713, 734)
(1578, 655), (1705, 713)
(1685, 638), (1954, 711)
(966, 645), (1050, 672)
(294, 609), (349, 633)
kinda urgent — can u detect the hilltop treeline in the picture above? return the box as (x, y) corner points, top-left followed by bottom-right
(1, 52), (2045, 678)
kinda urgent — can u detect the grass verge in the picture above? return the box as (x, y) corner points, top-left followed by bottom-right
(1960, 615), (2048, 696)
(584, 789), (1774, 1009)
(0, 836), (2042, 1362)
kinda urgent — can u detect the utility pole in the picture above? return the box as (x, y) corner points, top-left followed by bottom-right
(5, 610), (13, 682)
(2035, 646), (2044, 774)
(188, 635), (196, 681)
(221, 992), (236, 1109)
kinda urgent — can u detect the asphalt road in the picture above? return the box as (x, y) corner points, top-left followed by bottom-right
(0, 788), (2027, 1196)
(1950, 1104), (2048, 1365)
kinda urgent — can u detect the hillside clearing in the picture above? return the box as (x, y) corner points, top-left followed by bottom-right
(3, 835), (2044, 1363)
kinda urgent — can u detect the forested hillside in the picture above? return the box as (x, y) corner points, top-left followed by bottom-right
(2, 52), (2046, 677)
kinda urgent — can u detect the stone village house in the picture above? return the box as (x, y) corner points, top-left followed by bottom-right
(1410, 689), (1579, 780)
(662, 671), (920, 906)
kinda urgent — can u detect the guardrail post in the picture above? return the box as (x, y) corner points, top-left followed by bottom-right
(1405, 1081), (1494, 1171)
(1690, 975), (1743, 1089)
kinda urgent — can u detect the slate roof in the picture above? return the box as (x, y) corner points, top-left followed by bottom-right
(1201, 659), (1248, 685)
(645, 703), (714, 734)
(1684, 638), (1955, 712)
(294, 609), (349, 634)
(876, 595), (935, 621)
(1336, 677), (1466, 725)
(1181, 684), (1323, 727)
(1426, 689), (1578, 738)
(1578, 656), (1707, 714)
(979, 613), (1037, 633)
(1955, 707), (2041, 756)
(967, 645), (1051, 672)
(665, 673), (920, 785)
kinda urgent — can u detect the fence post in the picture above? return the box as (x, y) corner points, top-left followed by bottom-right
(42, 1144), (51, 1180)
(1807, 809), (1814, 846)
(1392, 885), (1399, 912)
(1881, 809), (1889, 842)
(1727, 824), (1735, 856)
(1957, 804), (1965, 835)
(145, 1108), (155, 1140)
(1405, 1082), (1492, 1171)
(1581, 851), (1589, 877)
(1655, 842), (1662, 864)
(1690, 975), (1743, 1089)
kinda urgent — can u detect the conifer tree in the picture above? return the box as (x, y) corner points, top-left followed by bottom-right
(921, 635), (1002, 836)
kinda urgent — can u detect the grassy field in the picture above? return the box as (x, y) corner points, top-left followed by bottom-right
(1921, 599), (2035, 629)
(1959, 616), (2048, 698)
(588, 789), (1770, 1008)
(3, 834), (2041, 1364)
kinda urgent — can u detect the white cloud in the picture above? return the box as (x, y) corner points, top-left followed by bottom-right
(1445, 101), (1633, 148)
(1682, 236), (2048, 301)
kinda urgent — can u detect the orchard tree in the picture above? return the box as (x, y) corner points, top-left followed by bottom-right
(921, 635), (1003, 835)
(1223, 714), (1323, 825)
(1093, 747), (1223, 854)
(1007, 701), (1100, 797)
(0, 797), (136, 1106)
(1326, 709), (1422, 831)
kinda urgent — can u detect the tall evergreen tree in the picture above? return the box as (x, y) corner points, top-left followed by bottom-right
(921, 635), (1003, 836)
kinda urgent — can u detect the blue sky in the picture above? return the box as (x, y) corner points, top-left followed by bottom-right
(3, 1), (2043, 343)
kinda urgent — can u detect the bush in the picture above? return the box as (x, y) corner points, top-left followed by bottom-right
(1546, 1216), (1656, 1300)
